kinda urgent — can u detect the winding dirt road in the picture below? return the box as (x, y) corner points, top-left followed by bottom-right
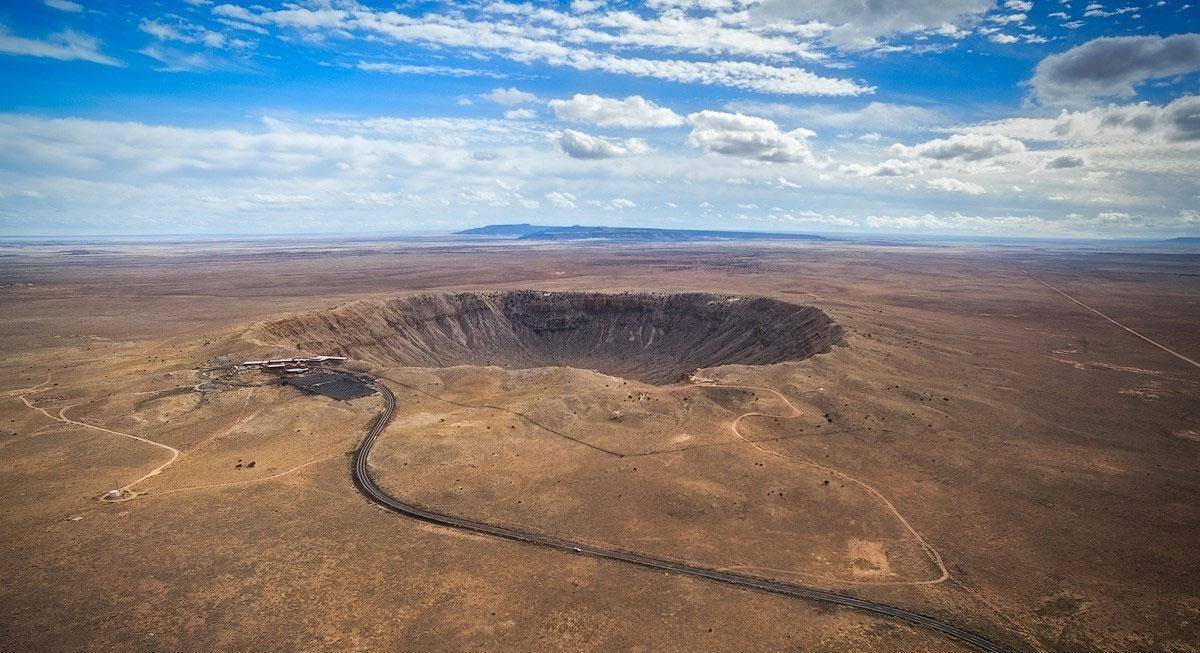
(12, 390), (180, 496)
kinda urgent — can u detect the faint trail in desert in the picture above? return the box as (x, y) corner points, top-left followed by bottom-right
(383, 371), (947, 586)
(377, 373), (625, 457)
(15, 393), (181, 495)
(3, 372), (54, 397)
(143, 453), (340, 498)
(1024, 270), (1200, 370)
(699, 381), (950, 585)
(184, 392), (263, 456)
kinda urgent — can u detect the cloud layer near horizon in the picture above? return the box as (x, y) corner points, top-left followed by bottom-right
(0, 1), (1198, 237)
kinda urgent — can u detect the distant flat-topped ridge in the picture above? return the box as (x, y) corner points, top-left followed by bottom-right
(456, 224), (827, 242)
(253, 291), (843, 385)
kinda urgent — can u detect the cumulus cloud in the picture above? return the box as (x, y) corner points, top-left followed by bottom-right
(607, 198), (636, 210)
(753, 0), (992, 49)
(973, 95), (1200, 143)
(0, 27), (122, 66)
(549, 94), (683, 128)
(839, 159), (923, 177)
(545, 191), (577, 209)
(1050, 95), (1200, 143)
(893, 133), (1026, 161)
(1032, 34), (1200, 104)
(926, 177), (986, 194)
(553, 129), (650, 159)
(482, 87), (539, 105)
(1045, 153), (1086, 169)
(503, 108), (536, 120)
(686, 110), (815, 163)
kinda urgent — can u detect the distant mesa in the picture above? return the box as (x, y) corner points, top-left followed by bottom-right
(254, 291), (843, 385)
(456, 223), (553, 237)
(456, 223), (827, 243)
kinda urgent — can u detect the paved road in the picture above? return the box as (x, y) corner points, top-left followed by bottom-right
(350, 375), (1022, 653)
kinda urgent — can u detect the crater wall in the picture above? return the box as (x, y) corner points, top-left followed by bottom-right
(254, 291), (843, 384)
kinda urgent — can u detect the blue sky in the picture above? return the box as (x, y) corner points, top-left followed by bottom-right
(1, 0), (1198, 237)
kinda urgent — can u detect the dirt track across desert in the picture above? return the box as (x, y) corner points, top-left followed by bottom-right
(1024, 270), (1200, 370)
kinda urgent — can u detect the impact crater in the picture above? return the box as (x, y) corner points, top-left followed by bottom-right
(254, 291), (843, 385)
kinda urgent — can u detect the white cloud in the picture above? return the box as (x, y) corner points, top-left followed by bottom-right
(545, 191), (578, 208)
(926, 177), (986, 194)
(43, 0), (83, 12)
(344, 191), (418, 206)
(1031, 34), (1200, 104)
(893, 132), (1026, 161)
(974, 96), (1200, 143)
(356, 62), (508, 79)
(137, 44), (220, 73)
(607, 197), (636, 210)
(482, 87), (539, 105)
(0, 27), (122, 66)
(839, 158), (923, 177)
(504, 108), (537, 120)
(864, 212), (1059, 234)
(1082, 4), (1139, 17)
(856, 209), (1200, 237)
(752, 0), (993, 50)
(139, 19), (240, 49)
(990, 13), (1027, 25)
(549, 94), (683, 128)
(0, 114), (450, 180)
(686, 110), (816, 163)
(553, 129), (650, 159)
(724, 100), (944, 133)
(571, 0), (606, 11)
(561, 52), (869, 95)
(211, 3), (871, 96)
(250, 193), (317, 204)
(561, 8), (824, 61)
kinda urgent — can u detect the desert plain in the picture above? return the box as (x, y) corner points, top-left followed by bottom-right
(1, 236), (1197, 653)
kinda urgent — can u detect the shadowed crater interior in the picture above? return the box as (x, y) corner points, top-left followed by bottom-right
(256, 291), (843, 384)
